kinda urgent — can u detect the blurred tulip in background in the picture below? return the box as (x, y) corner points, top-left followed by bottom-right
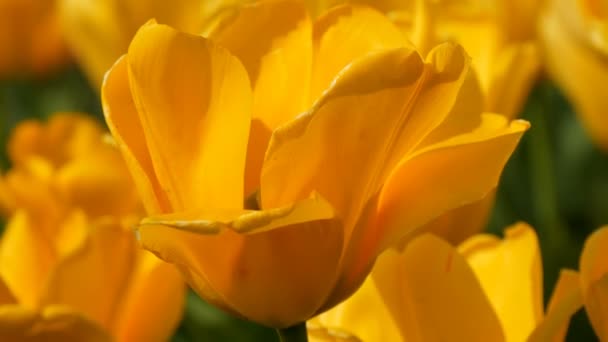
(0, 0), (69, 78)
(0, 114), (185, 341)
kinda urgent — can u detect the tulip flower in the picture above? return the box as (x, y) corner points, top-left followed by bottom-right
(312, 223), (579, 342)
(0, 113), (185, 341)
(540, 0), (608, 150)
(531, 226), (608, 341)
(103, 1), (528, 329)
(59, 0), (249, 88)
(0, 0), (69, 77)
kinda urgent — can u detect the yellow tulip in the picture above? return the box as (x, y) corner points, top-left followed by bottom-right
(0, 0), (69, 77)
(0, 113), (185, 341)
(531, 226), (608, 341)
(103, 1), (528, 328)
(540, 0), (608, 150)
(59, 0), (251, 88)
(312, 223), (579, 342)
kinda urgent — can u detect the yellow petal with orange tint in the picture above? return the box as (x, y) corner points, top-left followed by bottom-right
(112, 252), (185, 342)
(127, 22), (252, 211)
(312, 274), (402, 342)
(459, 223), (543, 342)
(374, 114), (528, 254)
(103, 55), (169, 214)
(0, 305), (110, 342)
(579, 226), (608, 340)
(307, 324), (362, 342)
(0, 210), (55, 308)
(486, 43), (540, 119)
(422, 191), (495, 244)
(372, 234), (505, 342)
(540, 0), (608, 150)
(42, 220), (136, 332)
(311, 4), (408, 99)
(529, 270), (583, 342)
(55, 144), (139, 218)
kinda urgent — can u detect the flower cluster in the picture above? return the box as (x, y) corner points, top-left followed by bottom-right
(0, 0), (606, 341)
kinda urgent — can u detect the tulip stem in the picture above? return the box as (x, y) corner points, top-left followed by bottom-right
(276, 323), (308, 342)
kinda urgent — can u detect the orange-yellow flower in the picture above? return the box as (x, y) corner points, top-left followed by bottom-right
(102, 1), (528, 328)
(531, 226), (608, 341)
(0, 113), (184, 341)
(59, 0), (248, 88)
(312, 223), (577, 342)
(0, 0), (69, 77)
(540, 0), (608, 150)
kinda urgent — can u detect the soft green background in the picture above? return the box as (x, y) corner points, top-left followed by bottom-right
(0, 63), (604, 341)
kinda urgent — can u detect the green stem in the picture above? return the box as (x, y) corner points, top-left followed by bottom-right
(276, 323), (308, 342)
(527, 82), (574, 292)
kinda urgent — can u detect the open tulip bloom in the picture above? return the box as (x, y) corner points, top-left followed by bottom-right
(102, 0), (528, 334)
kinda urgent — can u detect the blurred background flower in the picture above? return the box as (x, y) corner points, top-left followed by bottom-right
(59, 0), (249, 89)
(540, 0), (608, 150)
(0, 0), (70, 78)
(0, 114), (184, 340)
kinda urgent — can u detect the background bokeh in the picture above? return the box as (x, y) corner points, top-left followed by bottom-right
(0, 61), (604, 341)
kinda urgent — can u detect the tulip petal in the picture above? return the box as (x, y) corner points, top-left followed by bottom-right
(0, 305), (110, 342)
(138, 207), (343, 327)
(312, 275), (402, 342)
(540, 1), (608, 149)
(0, 279), (15, 305)
(7, 113), (103, 167)
(372, 234), (505, 342)
(374, 114), (528, 254)
(112, 252), (185, 342)
(529, 269), (583, 342)
(458, 223), (543, 342)
(103, 55), (169, 214)
(210, 0), (312, 195)
(126, 23), (252, 211)
(0, 210), (55, 308)
(585, 274), (608, 341)
(486, 43), (540, 119)
(212, 0), (312, 130)
(310, 5), (409, 102)
(2, 158), (60, 220)
(580, 226), (608, 340)
(422, 191), (495, 244)
(60, 0), (129, 87)
(42, 220), (136, 331)
(54, 144), (139, 218)
(312, 4), (407, 100)
(6, 119), (44, 166)
(307, 324), (363, 342)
